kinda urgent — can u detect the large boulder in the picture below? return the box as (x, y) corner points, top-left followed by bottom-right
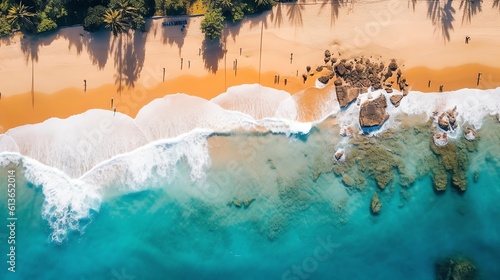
(359, 94), (390, 127)
(336, 86), (359, 108)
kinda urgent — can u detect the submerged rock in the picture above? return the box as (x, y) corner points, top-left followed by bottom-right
(359, 94), (389, 128)
(370, 193), (382, 215)
(435, 255), (478, 280)
(390, 94), (403, 107)
(341, 174), (355, 187)
(340, 125), (354, 137)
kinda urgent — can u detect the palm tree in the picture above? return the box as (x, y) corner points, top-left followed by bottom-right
(114, 0), (142, 29)
(255, 0), (272, 7)
(104, 8), (128, 95)
(104, 9), (127, 36)
(218, 0), (233, 11)
(6, 2), (35, 33)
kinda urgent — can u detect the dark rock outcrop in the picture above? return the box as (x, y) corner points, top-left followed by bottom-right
(388, 59), (398, 71)
(359, 94), (389, 127)
(318, 75), (330, 85)
(390, 94), (403, 107)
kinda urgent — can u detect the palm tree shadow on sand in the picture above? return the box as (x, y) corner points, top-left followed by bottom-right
(427, 0), (455, 43)
(201, 38), (225, 74)
(459, 0), (482, 24)
(321, 0), (348, 26)
(111, 30), (147, 94)
(20, 33), (58, 108)
(286, 1), (304, 27)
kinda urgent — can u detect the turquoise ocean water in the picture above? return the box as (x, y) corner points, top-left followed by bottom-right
(0, 111), (499, 279)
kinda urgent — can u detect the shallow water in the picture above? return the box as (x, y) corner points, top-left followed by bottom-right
(0, 110), (499, 279)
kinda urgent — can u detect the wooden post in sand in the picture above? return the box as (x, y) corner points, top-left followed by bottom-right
(258, 22), (263, 84)
(31, 57), (35, 108)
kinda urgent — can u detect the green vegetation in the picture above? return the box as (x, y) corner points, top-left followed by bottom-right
(83, 5), (106, 32)
(0, 0), (279, 38)
(200, 7), (223, 40)
(199, 0), (277, 40)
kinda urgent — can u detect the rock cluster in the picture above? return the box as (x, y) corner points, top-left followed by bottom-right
(308, 51), (410, 112)
(370, 193), (382, 215)
(438, 106), (458, 131)
(435, 255), (478, 280)
(359, 94), (390, 128)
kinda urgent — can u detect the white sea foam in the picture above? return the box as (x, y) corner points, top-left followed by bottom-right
(211, 84), (295, 120)
(135, 94), (255, 141)
(0, 134), (19, 153)
(80, 129), (212, 197)
(399, 88), (500, 129)
(6, 109), (149, 178)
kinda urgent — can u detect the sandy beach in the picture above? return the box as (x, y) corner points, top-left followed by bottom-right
(1, 0), (500, 131)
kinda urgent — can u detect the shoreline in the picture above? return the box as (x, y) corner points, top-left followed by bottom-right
(1, 62), (499, 132)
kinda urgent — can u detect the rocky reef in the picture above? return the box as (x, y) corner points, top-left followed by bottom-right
(435, 255), (478, 280)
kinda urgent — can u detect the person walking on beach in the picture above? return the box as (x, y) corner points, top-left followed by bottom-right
(188, 61), (191, 69)
(113, 107), (116, 116)
(284, 78), (287, 86)
(84, 79), (87, 92)
(439, 84), (444, 92)
(274, 75), (277, 84)
(111, 98), (114, 108)
(477, 72), (482, 86)
(290, 53), (293, 64)
(465, 36), (471, 44)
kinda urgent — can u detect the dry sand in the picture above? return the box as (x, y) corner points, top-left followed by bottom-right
(1, 0), (499, 131)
